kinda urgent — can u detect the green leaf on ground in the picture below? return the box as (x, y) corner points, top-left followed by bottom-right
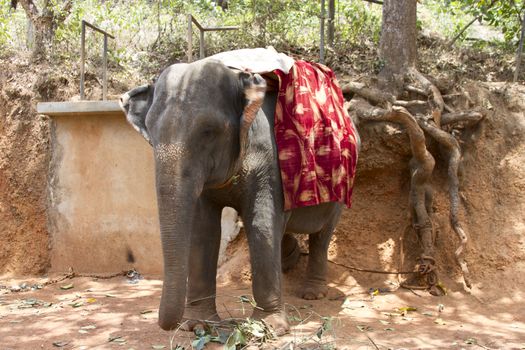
(192, 335), (211, 350)
(225, 328), (246, 350)
(397, 306), (417, 312)
(60, 284), (74, 290)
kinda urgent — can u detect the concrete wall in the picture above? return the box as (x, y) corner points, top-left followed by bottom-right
(41, 102), (239, 274)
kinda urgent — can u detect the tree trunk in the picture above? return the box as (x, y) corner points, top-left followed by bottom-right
(379, 0), (417, 87)
(32, 14), (54, 59)
(327, 0), (335, 45)
(15, 0), (71, 60)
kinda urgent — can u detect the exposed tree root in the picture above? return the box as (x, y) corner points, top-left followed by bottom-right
(349, 98), (439, 293)
(345, 68), (484, 294)
(407, 67), (445, 126)
(417, 116), (472, 289)
(441, 111), (484, 126)
(341, 82), (395, 106)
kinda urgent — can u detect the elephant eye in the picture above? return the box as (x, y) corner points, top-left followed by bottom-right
(202, 128), (216, 138)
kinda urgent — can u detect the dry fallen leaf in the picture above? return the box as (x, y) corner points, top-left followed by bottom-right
(52, 341), (69, 347)
(108, 335), (126, 343)
(341, 298), (366, 310)
(434, 318), (446, 325)
(70, 302), (83, 308)
(356, 324), (373, 332)
(80, 325), (96, 330)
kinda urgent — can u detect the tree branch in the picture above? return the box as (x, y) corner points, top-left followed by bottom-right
(17, 0), (40, 22)
(447, 0), (497, 49)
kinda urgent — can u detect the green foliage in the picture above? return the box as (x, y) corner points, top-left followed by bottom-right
(448, 0), (525, 44)
(316, 316), (334, 339)
(337, 1), (382, 44)
(1, 0), (386, 69)
(421, 0), (472, 39)
(0, 0), (28, 53)
(0, 0), (11, 49)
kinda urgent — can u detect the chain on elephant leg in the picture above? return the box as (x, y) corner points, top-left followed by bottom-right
(417, 221), (445, 296)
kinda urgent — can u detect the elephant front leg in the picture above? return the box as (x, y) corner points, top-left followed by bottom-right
(243, 204), (290, 335)
(182, 199), (222, 330)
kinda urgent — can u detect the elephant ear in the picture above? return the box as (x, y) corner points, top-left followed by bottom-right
(119, 84), (155, 145)
(238, 72), (266, 158)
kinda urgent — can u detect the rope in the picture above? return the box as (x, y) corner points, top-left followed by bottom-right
(327, 258), (417, 275)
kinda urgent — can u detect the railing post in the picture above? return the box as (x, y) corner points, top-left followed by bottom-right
(199, 29), (205, 59)
(187, 14), (193, 62)
(514, 13), (525, 82)
(79, 20), (114, 100)
(103, 34), (108, 100)
(80, 21), (86, 100)
(186, 14), (238, 62)
(320, 0), (325, 64)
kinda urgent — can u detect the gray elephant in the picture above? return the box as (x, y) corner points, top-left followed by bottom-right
(120, 59), (354, 335)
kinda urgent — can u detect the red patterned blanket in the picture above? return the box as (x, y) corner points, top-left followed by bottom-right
(274, 61), (359, 210)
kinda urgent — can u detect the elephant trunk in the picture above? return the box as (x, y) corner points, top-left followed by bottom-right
(154, 150), (203, 330)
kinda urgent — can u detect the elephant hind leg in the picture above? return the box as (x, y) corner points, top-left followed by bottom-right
(281, 234), (301, 272)
(302, 206), (343, 300)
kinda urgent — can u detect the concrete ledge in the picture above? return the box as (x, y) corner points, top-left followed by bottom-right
(37, 101), (124, 118)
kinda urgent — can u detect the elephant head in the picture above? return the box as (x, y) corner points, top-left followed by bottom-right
(119, 60), (266, 330)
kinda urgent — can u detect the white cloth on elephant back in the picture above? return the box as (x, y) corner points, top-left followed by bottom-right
(207, 47), (295, 74)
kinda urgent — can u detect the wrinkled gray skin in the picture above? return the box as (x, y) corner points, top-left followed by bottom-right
(120, 60), (348, 335)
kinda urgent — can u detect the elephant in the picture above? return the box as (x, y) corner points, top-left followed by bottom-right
(119, 59), (355, 335)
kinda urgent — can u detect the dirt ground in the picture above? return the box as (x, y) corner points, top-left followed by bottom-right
(1, 52), (525, 349)
(1, 262), (524, 349)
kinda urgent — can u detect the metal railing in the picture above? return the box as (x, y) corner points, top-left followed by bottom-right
(80, 20), (115, 100)
(187, 15), (239, 62)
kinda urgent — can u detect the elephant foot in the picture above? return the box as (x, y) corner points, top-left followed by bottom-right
(180, 304), (220, 332)
(301, 281), (328, 300)
(251, 308), (290, 336)
(282, 234), (301, 272)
